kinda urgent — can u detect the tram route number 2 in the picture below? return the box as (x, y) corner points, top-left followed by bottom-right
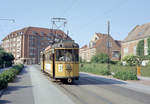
(58, 64), (63, 72)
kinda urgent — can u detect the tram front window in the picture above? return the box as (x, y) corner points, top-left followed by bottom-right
(56, 49), (79, 62)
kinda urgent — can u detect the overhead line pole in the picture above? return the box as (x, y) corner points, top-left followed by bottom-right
(107, 21), (110, 71)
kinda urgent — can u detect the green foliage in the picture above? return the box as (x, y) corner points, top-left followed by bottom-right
(113, 70), (138, 80)
(91, 53), (109, 63)
(0, 64), (24, 90)
(110, 61), (119, 64)
(80, 63), (150, 77)
(99, 69), (111, 75)
(122, 55), (138, 66)
(12, 64), (24, 73)
(1, 70), (16, 82)
(0, 47), (4, 52)
(0, 51), (15, 68)
(79, 57), (82, 63)
(117, 61), (123, 66)
(122, 55), (143, 66)
(148, 37), (150, 55)
(136, 40), (144, 56)
(0, 75), (8, 90)
(80, 63), (109, 75)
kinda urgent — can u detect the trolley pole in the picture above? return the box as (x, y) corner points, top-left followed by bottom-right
(107, 21), (110, 71)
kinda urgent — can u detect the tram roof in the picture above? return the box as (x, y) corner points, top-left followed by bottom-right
(44, 40), (79, 51)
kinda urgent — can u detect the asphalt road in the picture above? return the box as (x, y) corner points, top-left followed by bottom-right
(34, 65), (150, 104)
(1, 65), (150, 104)
(54, 74), (150, 104)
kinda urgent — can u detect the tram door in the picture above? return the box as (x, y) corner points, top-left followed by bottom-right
(43, 54), (45, 70)
(52, 54), (55, 78)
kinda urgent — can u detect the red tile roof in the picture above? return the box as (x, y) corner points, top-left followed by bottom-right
(123, 22), (150, 42)
(2, 26), (71, 41)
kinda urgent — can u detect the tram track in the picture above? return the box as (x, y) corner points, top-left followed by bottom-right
(35, 65), (150, 104)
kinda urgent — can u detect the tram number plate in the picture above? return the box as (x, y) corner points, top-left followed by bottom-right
(58, 64), (63, 72)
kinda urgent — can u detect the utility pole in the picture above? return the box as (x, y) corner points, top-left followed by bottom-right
(107, 21), (110, 71)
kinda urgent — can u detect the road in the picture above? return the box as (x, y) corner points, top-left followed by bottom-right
(1, 65), (150, 104)
(57, 74), (150, 104)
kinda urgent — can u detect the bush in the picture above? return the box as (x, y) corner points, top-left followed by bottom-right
(12, 64), (24, 73)
(1, 70), (16, 82)
(0, 74), (8, 90)
(91, 53), (109, 63)
(110, 61), (119, 64)
(0, 64), (24, 90)
(117, 61), (123, 66)
(99, 69), (111, 75)
(123, 55), (143, 66)
(113, 70), (137, 80)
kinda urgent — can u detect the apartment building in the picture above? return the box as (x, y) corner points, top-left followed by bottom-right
(122, 22), (150, 58)
(1, 27), (70, 64)
(80, 33), (121, 62)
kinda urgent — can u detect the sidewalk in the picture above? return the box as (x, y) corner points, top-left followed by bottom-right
(0, 66), (34, 104)
(129, 76), (150, 86)
(0, 65), (75, 104)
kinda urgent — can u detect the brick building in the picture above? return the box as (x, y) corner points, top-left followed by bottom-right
(122, 22), (150, 58)
(1, 27), (70, 64)
(79, 33), (121, 62)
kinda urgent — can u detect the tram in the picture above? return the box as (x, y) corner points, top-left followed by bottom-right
(40, 40), (79, 83)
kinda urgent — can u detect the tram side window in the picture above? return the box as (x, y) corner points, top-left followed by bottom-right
(45, 53), (49, 61)
(73, 49), (79, 62)
(56, 49), (65, 61)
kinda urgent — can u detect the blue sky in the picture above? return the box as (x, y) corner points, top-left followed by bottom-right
(0, 0), (150, 47)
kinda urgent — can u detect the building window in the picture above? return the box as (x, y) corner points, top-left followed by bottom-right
(32, 31), (38, 35)
(106, 40), (112, 48)
(124, 47), (128, 54)
(112, 51), (119, 58)
(133, 46), (136, 55)
(144, 41), (148, 55)
(95, 37), (97, 41)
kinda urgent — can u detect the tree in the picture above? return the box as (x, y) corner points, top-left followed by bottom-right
(91, 53), (109, 63)
(147, 37), (150, 55)
(136, 40), (144, 56)
(79, 57), (82, 63)
(0, 51), (15, 68)
(0, 47), (4, 52)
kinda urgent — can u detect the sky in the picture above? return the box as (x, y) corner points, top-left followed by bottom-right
(0, 0), (150, 47)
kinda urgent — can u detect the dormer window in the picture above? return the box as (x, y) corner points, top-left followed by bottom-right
(95, 37), (97, 41)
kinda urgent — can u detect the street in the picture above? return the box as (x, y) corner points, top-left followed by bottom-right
(0, 65), (150, 104)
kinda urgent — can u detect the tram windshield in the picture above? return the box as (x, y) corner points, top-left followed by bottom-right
(56, 49), (79, 62)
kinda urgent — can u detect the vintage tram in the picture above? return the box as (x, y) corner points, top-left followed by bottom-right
(40, 40), (79, 83)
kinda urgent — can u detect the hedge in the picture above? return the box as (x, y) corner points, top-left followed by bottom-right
(0, 64), (24, 90)
(113, 70), (138, 80)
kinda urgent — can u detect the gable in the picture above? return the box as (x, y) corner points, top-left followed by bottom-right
(123, 22), (150, 42)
